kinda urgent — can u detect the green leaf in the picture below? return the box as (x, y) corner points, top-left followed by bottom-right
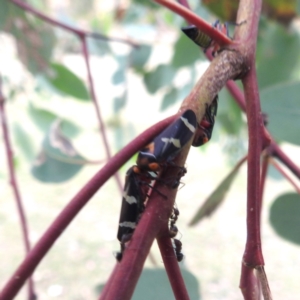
(130, 44), (152, 71)
(269, 193), (300, 245)
(0, 2), (55, 74)
(172, 32), (203, 68)
(132, 0), (160, 9)
(143, 64), (175, 94)
(160, 88), (178, 111)
(260, 81), (300, 145)
(95, 268), (201, 299)
(13, 124), (35, 161)
(112, 69), (125, 85)
(31, 120), (87, 182)
(46, 63), (90, 100)
(257, 21), (300, 89)
(28, 103), (80, 137)
(133, 268), (200, 300)
(189, 157), (246, 226)
(113, 93), (127, 113)
(112, 55), (127, 85)
(217, 89), (244, 135)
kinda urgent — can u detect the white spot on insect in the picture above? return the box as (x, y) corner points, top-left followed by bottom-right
(181, 116), (196, 133)
(123, 191), (138, 204)
(119, 221), (136, 229)
(161, 137), (181, 149)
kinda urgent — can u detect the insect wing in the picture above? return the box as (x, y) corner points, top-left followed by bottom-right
(117, 168), (144, 241)
(153, 109), (197, 162)
(181, 25), (212, 49)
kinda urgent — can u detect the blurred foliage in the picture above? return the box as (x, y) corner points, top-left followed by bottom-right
(97, 268), (201, 299)
(189, 156), (244, 225)
(270, 193), (300, 245)
(1, 0), (300, 260)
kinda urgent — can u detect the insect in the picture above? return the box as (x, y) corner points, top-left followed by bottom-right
(192, 95), (218, 147)
(169, 207), (180, 238)
(116, 110), (197, 260)
(173, 239), (184, 262)
(181, 20), (228, 52)
(135, 109), (197, 173)
(116, 167), (150, 261)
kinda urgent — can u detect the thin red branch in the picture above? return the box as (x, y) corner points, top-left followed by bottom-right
(12, 0), (130, 193)
(271, 142), (300, 179)
(100, 190), (168, 300)
(0, 78), (36, 300)
(99, 145), (191, 300)
(260, 154), (269, 216)
(154, 0), (232, 46)
(0, 115), (175, 300)
(157, 236), (189, 300)
(269, 158), (300, 194)
(81, 36), (123, 193)
(242, 60), (265, 293)
(226, 80), (247, 111)
(11, 0), (138, 47)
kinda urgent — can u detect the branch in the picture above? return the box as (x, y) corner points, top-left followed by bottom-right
(269, 158), (300, 194)
(0, 115), (175, 300)
(80, 36), (123, 192)
(100, 136), (192, 300)
(242, 66), (265, 267)
(154, 0), (232, 46)
(0, 77), (36, 300)
(271, 142), (300, 179)
(11, 0), (138, 47)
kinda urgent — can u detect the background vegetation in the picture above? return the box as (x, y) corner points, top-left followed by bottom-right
(1, 0), (300, 299)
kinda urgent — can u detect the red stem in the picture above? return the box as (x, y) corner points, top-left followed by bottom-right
(157, 236), (189, 300)
(260, 154), (269, 213)
(270, 158), (300, 194)
(154, 0), (232, 46)
(0, 115), (175, 300)
(81, 36), (123, 193)
(100, 144), (191, 300)
(100, 192), (167, 300)
(243, 67), (264, 267)
(271, 142), (300, 179)
(0, 80), (36, 300)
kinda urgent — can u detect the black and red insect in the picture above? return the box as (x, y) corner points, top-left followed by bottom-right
(116, 167), (150, 261)
(192, 95), (218, 147)
(135, 109), (197, 173)
(181, 20), (228, 54)
(116, 110), (197, 260)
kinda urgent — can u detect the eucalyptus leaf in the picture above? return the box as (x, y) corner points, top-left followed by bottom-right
(31, 119), (87, 182)
(269, 193), (300, 245)
(189, 157), (246, 225)
(260, 81), (300, 145)
(46, 63), (90, 100)
(172, 32), (203, 68)
(144, 64), (175, 94)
